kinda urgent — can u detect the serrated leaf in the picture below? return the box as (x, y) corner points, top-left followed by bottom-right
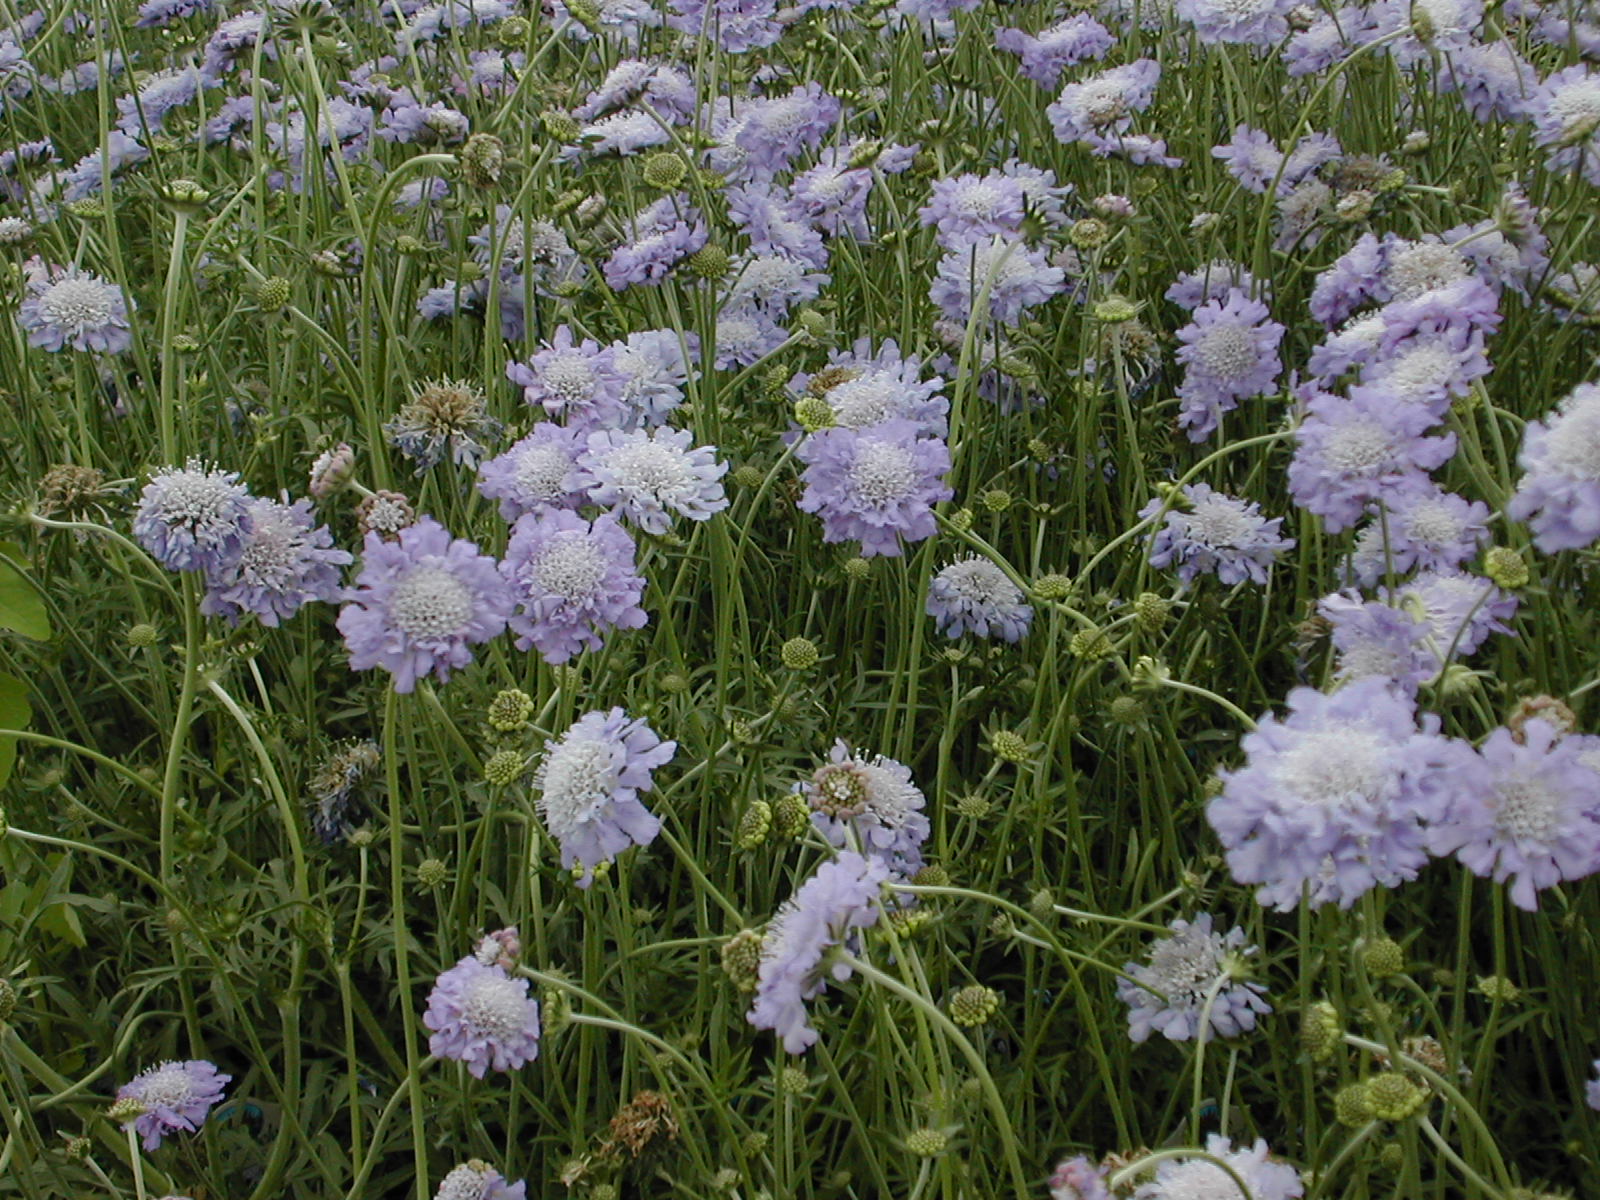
(0, 672), (31, 788)
(0, 545), (49, 641)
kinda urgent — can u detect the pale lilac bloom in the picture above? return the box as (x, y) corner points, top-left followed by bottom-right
(668, 0), (783, 53)
(1395, 570), (1516, 659)
(533, 708), (674, 886)
(1444, 204), (1548, 298)
(394, 0), (511, 46)
(726, 183), (828, 270)
(115, 66), (206, 136)
(1285, 7), (1379, 76)
(1429, 721), (1600, 911)
(1372, 0), (1481, 64)
(572, 59), (695, 122)
(135, 0), (215, 25)
(926, 557), (1033, 641)
(201, 497), (351, 626)
(475, 425), (587, 521)
(1001, 158), (1075, 228)
(1117, 914), (1271, 1043)
(1346, 486), (1489, 585)
(1046, 60), (1161, 147)
(731, 83), (841, 179)
(802, 741), (931, 874)
(1165, 260), (1270, 310)
(499, 510), (647, 663)
(994, 15), (1113, 88)
(505, 326), (629, 430)
(569, 109), (672, 157)
(1588, 1061), (1600, 1111)
(748, 850), (888, 1054)
(547, 0), (662, 41)
(1508, 382), (1600, 551)
(919, 172), (1027, 249)
(1211, 125), (1282, 193)
(724, 253), (828, 318)
(790, 337), (948, 436)
(336, 517), (511, 693)
(1306, 314), (1387, 384)
(579, 427), (728, 534)
(929, 235), (1065, 327)
(378, 99), (470, 145)
(1173, 288), (1285, 440)
(17, 266), (132, 353)
(1319, 592), (1439, 693)
(434, 1161), (527, 1200)
(603, 195), (708, 290)
(1133, 1136), (1303, 1200)
(795, 419), (953, 557)
(423, 956), (540, 1077)
(1436, 38), (1539, 122)
(1177, 0), (1297, 45)
(116, 1061), (230, 1150)
(790, 151), (875, 241)
(1050, 1157), (1113, 1200)
(134, 461), (253, 573)
(1207, 678), (1454, 910)
(614, 329), (698, 425)
(1310, 232), (1387, 327)
(1140, 484), (1292, 585)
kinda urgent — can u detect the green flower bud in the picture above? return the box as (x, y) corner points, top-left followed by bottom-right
(254, 276), (292, 312)
(735, 800), (772, 849)
(1365, 1071), (1427, 1122)
(780, 637), (819, 670)
(904, 1129), (948, 1157)
(1033, 572), (1072, 601)
(771, 793), (809, 838)
(1361, 937), (1404, 979)
(1333, 1081), (1371, 1127)
(1484, 546), (1530, 590)
(721, 929), (762, 992)
(483, 749), (524, 787)
(416, 858), (448, 888)
(948, 984), (1000, 1027)
(641, 151), (688, 190)
(486, 688), (534, 732)
(127, 623), (159, 647)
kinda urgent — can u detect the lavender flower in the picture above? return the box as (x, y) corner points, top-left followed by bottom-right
(801, 741), (931, 875)
(1212, 126), (1283, 194)
(994, 15), (1113, 88)
(1396, 570), (1516, 660)
(1117, 914), (1271, 1043)
(614, 329), (697, 425)
(1207, 679), (1454, 911)
(1140, 484), (1292, 586)
(1589, 1060), (1600, 1112)
(134, 461), (254, 573)
(578, 427), (728, 534)
(667, 0), (782, 53)
(17, 266), (133, 353)
(505, 327), (629, 430)
(1428, 720), (1600, 911)
(728, 83), (841, 180)
(499, 510), (647, 664)
(1165, 260), (1269, 311)
(336, 517), (511, 693)
(1319, 593), (1439, 693)
(724, 253), (828, 318)
(1173, 289), (1284, 440)
(1133, 1135), (1303, 1200)
(200, 497), (351, 626)
(1533, 65), (1600, 186)
(423, 956), (540, 1077)
(726, 183), (828, 269)
(475, 424), (587, 521)
(1346, 486), (1489, 585)
(712, 304), (788, 370)
(748, 850), (888, 1054)
(929, 235), (1065, 327)
(918, 172), (1028, 250)
(1046, 59), (1160, 147)
(116, 1060), (230, 1150)
(926, 557), (1033, 641)
(532, 708), (674, 886)
(791, 337), (948, 435)
(1177, 0), (1296, 44)
(134, 0), (214, 25)
(434, 1161), (527, 1200)
(795, 419), (953, 557)
(603, 194), (708, 290)
(1508, 382), (1600, 552)
(1049, 1157), (1113, 1200)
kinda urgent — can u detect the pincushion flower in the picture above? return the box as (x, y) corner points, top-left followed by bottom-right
(748, 851), (889, 1053)
(1117, 914), (1271, 1043)
(795, 418), (953, 557)
(1049, 1156), (1113, 1200)
(578, 426), (729, 534)
(423, 956), (541, 1077)
(918, 172), (1028, 249)
(336, 516), (512, 693)
(434, 1161), (527, 1200)
(929, 235), (1065, 327)
(1173, 289), (1285, 440)
(134, 461), (254, 573)
(1133, 1135), (1303, 1200)
(1428, 720), (1600, 911)
(1508, 381), (1600, 551)
(1177, 0), (1297, 45)
(474, 424), (587, 521)
(505, 325), (629, 430)
(1207, 679), (1454, 910)
(18, 265), (133, 353)
(499, 510), (647, 664)
(1046, 60), (1161, 147)
(115, 1060), (230, 1150)
(1140, 484), (1292, 585)
(200, 496), (351, 626)
(1346, 486), (1489, 585)
(801, 741), (931, 875)
(994, 15), (1113, 88)
(532, 708), (675, 886)
(926, 556), (1033, 641)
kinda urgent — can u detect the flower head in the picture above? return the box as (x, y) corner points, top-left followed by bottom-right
(385, 379), (501, 473)
(200, 496), (351, 626)
(578, 426), (728, 534)
(1049, 1156), (1113, 1200)
(929, 235), (1065, 327)
(1141, 484), (1292, 586)
(1508, 381), (1600, 552)
(499, 510), (647, 663)
(474, 424), (587, 521)
(796, 419), (952, 557)
(434, 1161), (527, 1200)
(1173, 289), (1284, 441)
(423, 956), (541, 1078)
(532, 708), (674, 886)
(748, 851), (888, 1053)
(115, 1060), (230, 1150)
(926, 556), (1033, 641)
(1133, 1135), (1303, 1200)
(505, 326), (629, 431)
(336, 517), (511, 693)
(1117, 914), (1271, 1043)
(801, 740), (931, 875)
(134, 461), (254, 573)
(18, 266), (133, 353)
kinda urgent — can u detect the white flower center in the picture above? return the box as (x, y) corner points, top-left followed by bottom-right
(1147, 927), (1224, 1001)
(1186, 497), (1255, 546)
(954, 182), (1002, 217)
(1323, 420), (1392, 473)
(849, 441), (917, 504)
(1403, 500), (1464, 547)
(533, 535), (607, 600)
(540, 354), (598, 403)
(1549, 78), (1600, 139)
(942, 559), (1014, 604)
(436, 1164), (490, 1200)
(1384, 242), (1468, 301)
(461, 971), (529, 1039)
(1152, 1158), (1248, 1200)
(1492, 776), (1561, 845)
(609, 440), (693, 495)
(237, 511), (300, 586)
(1275, 728), (1389, 808)
(1378, 340), (1456, 398)
(1193, 323), (1259, 381)
(136, 1064), (197, 1109)
(390, 566), (473, 639)
(538, 737), (615, 835)
(514, 445), (572, 501)
(41, 277), (116, 328)
(829, 375), (902, 428)
(1547, 404), (1600, 480)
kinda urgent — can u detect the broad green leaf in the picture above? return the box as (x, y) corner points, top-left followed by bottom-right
(0, 672), (31, 788)
(0, 544), (49, 641)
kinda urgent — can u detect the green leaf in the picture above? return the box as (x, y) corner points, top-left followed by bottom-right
(0, 672), (31, 789)
(0, 544), (49, 641)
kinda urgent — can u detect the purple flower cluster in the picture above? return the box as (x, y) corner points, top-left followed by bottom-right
(17, 265), (133, 353)
(424, 955), (541, 1077)
(994, 15), (1113, 88)
(1117, 914), (1271, 1043)
(434, 1161), (527, 1200)
(929, 235), (1065, 327)
(499, 510), (647, 664)
(532, 708), (674, 886)
(800, 741), (931, 875)
(795, 418), (952, 557)
(1141, 484), (1293, 586)
(1508, 382), (1600, 552)
(116, 1060), (230, 1150)
(200, 496), (352, 627)
(1173, 289), (1285, 440)
(926, 556), (1034, 642)
(748, 850), (888, 1054)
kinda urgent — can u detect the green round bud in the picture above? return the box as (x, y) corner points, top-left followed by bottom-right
(771, 792), (809, 838)
(64, 1135), (91, 1160)
(1068, 626), (1114, 660)
(641, 151), (689, 190)
(1108, 695), (1147, 727)
(779, 1065), (809, 1094)
(1300, 1001), (1342, 1063)
(659, 672), (691, 694)
(721, 929), (762, 992)
(106, 1097), (147, 1122)
(254, 276), (292, 312)
(483, 749), (524, 787)
(732, 464), (765, 490)
(1134, 593), (1172, 632)
(947, 507), (973, 533)
(989, 730), (1030, 763)
(1028, 887), (1054, 916)
(1361, 937), (1405, 980)
(948, 984), (1000, 1027)
(127, 623), (159, 647)
(735, 800), (772, 849)
(684, 244), (731, 280)
(161, 178), (212, 210)
(1091, 295), (1139, 323)
(954, 793), (990, 819)
(0, 978), (15, 1023)
(416, 858), (449, 888)
(793, 396), (835, 433)
(979, 488), (1012, 513)
(458, 132), (507, 188)
(1033, 572), (1072, 601)
(780, 637), (820, 670)
(911, 863), (949, 887)
(487, 688), (534, 732)
(842, 557), (871, 581)
(1069, 217), (1110, 250)
(541, 111), (579, 141)
(904, 1129), (948, 1157)
(1484, 546), (1530, 590)
(1377, 1142), (1405, 1172)
(170, 334), (201, 354)
(496, 14), (529, 43)
(1333, 1081), (1371, 1127)
(795, 309), (829, 339)
(1365, 1071), (1427, 1122)
(1475, 975), (1520, 1003)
